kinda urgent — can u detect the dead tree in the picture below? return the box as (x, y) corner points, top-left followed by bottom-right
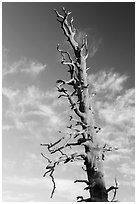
(41, 7), (118, 202)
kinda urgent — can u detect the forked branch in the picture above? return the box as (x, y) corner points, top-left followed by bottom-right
(54, 7), (78, 50)
(111, 178), (119, 202)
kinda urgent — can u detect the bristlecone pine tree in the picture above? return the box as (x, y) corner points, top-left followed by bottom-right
(41, 7), (119, 202)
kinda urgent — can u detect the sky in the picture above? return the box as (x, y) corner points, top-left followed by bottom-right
(2, 2), (135, 202)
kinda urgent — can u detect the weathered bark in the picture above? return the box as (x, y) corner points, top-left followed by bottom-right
(41, 7), (118, 202)
(54, 8), (108, 202)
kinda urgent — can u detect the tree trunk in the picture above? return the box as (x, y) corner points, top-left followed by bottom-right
(74, 47), (108, 202)
(41, 8), (118, 202)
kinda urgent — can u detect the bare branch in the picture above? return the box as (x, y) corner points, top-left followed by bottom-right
(41, 136), (65, 153)
(43, 164), (56, 198)
(64, 132), (73, 145)
(73, 131), (86, 140)
(86, 67), (90, 71)
(71, 117), (87, 128)
(43, 169), (52, 177)
(50, 169), (56, 198)
(54, 9), (64, 19)
(49, 140), (86, 154)
(62, 6), (72, 16)
(41, 153), (51, 163)
(42, 149), (86, 198)
(67, 94), (85, 119)
(57, 86), (85, 120)
(58, 149), (68, 157)
(82, 166), (87, 172)
(77, 196), (91, 202)
(54, 8), (78, 50)
(102, 144), (118, 153)
(57, 44), (73, 63)
(50, 137), (65, 147)
(56, 78), (75, 86)
(110, 178), (119, 202)
(107, 186), (119, 193)
(74, 179), (89, 185)
(56, 86), (68, 94)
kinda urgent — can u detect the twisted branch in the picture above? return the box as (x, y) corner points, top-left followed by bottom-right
(74, 179), (89, 185)
(40, 136), (65, 152)
(54, 7), (78, 50)
(77, 196), (91, 202)
(42, 150), (85, 198)
(111, 178), (119, 202)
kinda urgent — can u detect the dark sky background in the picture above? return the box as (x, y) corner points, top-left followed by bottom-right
(3, 2), (135, 88)
(2, 2), (135, 202)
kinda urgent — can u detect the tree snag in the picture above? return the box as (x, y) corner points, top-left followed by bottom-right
(41, 7), (118, 202)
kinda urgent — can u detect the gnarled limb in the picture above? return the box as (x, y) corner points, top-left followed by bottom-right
(49, 140), (86, 154)
(42, 150), (85, 198)
(57, 44), (73, 63)
(42, 161), (56, 198)
(56, 78), (75, 86)
(41, 153), (51, 163)
(77, 196), (91, 202)
(107, 186), (119, 193)
(54, 7), (78, 51)
(74, 179), (89, 185)
(110, 178), (119, 202)
(40, 136), (65, 152)
(69, 116), (87, 128)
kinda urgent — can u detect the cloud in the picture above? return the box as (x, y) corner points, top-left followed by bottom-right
(22, 153), (45, 171)
(96, 88), (135, 136)
(88, 71), (128, 95)
(3, 159), (16, 171)
(20, 60), (46, 77)
(89, 37), (102, 58)
(2, 87), (19, 101)
(74, 30), (87, 48)
(2, 191), (32, 202)
(89, 71), (135, 191)
(2, 124), (13, 131)
(90, 71), (135, 129)
(3, 175), (47, 186)
(2, 85), (65, 135)
(118, 180), (135, 188)
(3, 57), (46, 78)
(2, 53), (134, 203)
(117, 163), (135, 177)
(105, 153), (121, 163)
(73, 30), (102, 58)
(3, 175), (87, 202)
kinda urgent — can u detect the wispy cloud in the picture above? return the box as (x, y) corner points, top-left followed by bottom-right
(2, 87), (19, 101)
(3, 57), (46, 78)
(89, 37), (102, 58)
(96, 89), (135, 135)
(119, 179), (135, 188)
(117, 162), (135, 177)
(2, 52), (134, 202)
(88, 71), (128, 95)
(89, 71), (135, 188)
(73, 29), (102, 58)
(90, 71), (134, 128)
(3, 85), (65, 136)
(2, 124), (13, 131)
(21, 60), (46, 77)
